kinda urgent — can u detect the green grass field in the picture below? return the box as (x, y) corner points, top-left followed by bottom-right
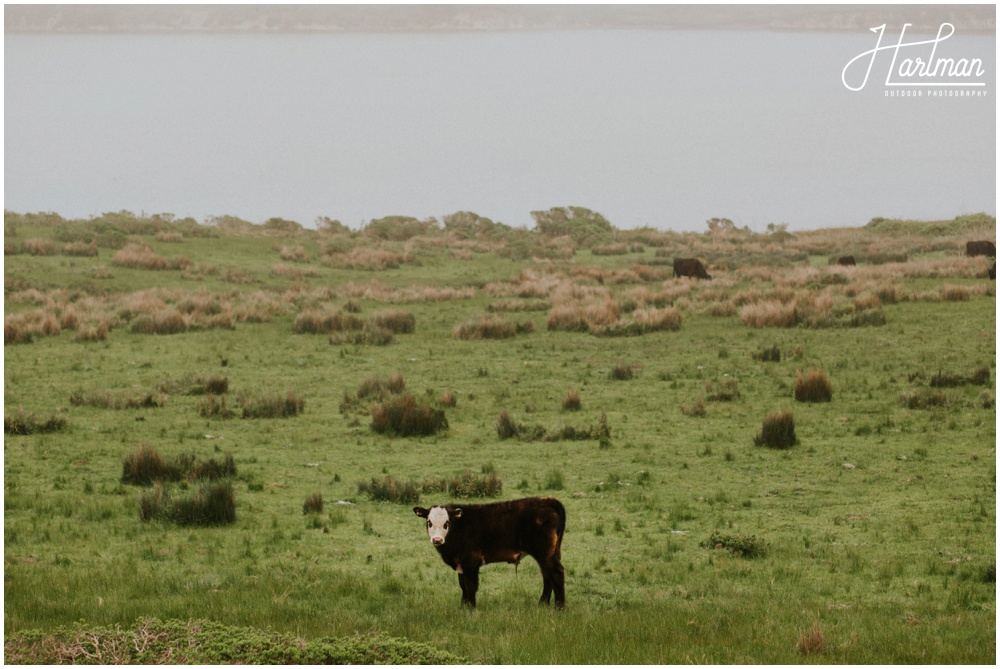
(4, 211), (995, 663)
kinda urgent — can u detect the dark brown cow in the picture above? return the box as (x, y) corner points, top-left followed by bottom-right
(965, 241), (996, 257)
(837, 255), (857, 266)
(990, 262), (996, 280)
(414, 497), (566, 609)
(673, 257), (712, 280)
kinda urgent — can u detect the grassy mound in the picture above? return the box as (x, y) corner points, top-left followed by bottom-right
(4, 617), (466, 665)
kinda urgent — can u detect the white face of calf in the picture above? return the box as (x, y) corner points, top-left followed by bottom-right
(414, 506), (462, 546)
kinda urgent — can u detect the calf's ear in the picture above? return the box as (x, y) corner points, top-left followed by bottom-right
(413, 507), (429, 518)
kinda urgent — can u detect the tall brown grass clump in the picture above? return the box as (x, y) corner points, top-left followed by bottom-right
(795, 370), (833, 403)
(448, 470), (504, 498)
(453, 315), (534, 340)
(167, 481), (237, 526)
(122, 443), (171, 486)
(303, 492), (324, 514)
(496, 409), (521, 440)
(358, 475), (421, 504)
(610, 363), (635, 381)
(279, 245), (311, 263)
(796, 621), (826, 655)
(22, 238), (58, 255)
(239, 390), (305, 418)
(754, 410), (797, 449)
(130, 310), (188, 335)
(562, 389), (582, 411)
(112, 241), (189, 270)
(739, 300), (798, 328)
(293, 309), (364, 334)
(4, 408), (68, 435)
(546, 305), (590, 333)
(369, 309), (416, 334)
(370, 393), (448, 437)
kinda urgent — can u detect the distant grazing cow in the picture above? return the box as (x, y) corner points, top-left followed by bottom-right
(837, 255), (857, 266)
(965, 241), (996, 257)
(414, 497), (566, 609)
(673, 257), (712, 280)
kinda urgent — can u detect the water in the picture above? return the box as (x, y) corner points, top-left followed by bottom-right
(4, 29), (995, 231)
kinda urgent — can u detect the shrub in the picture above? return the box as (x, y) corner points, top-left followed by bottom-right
(794, 370), (833, 403)
(303, 493), (324, 515)
(754, 410), (797, 449)
(700, 531), (769, 558)
(562, 389), (582, 411)
(358, 475), (421, 504)
(370, 393), (448, 437)
(4, 408), (68, 435)
(239, 390), (304, 418)
(448, 470), (503, 498)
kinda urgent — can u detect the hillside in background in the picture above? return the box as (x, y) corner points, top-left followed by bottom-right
(5, 4), (996, 34)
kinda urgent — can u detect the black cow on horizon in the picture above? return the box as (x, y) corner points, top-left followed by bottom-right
(965, 241), (996, 257)
(414, 497), (566, 609)
(837, 255), (857, 266)
(673, 257), (712, 280)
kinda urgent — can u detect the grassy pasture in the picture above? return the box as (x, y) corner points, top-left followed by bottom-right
(3, 211), (996, 663)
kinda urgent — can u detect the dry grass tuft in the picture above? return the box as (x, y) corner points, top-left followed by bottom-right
(796, 621), (826, 655)
(754, 410), (797, 449)
(739, 300), (798, 328)
(795, 370), (833, 403)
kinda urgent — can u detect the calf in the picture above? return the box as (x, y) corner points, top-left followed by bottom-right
(673, 257), (712, 280)
(413, 497), (565, 609)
